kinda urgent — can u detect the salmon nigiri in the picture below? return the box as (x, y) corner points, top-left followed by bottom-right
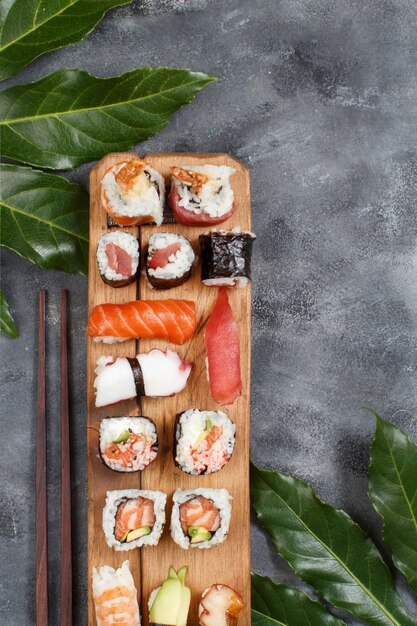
(88, 299), (196, 345)
(205, 288), (242, 405)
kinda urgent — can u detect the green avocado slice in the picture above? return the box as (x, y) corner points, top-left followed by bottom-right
(149, 566), (190, 626)
(188, 525), (212, 544)
(125, 526), (151, 542)
(112, 430), (130, 444)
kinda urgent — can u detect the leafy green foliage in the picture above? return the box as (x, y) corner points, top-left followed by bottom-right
(368, 410), (417, 594)
(0, 0), (133, 81)
(250, 461), (417, 626)
(0, 67), (217, 169)
(0, 164), (89, 274)
(0, 289), (18, 338)
(251, 573), (346, 625)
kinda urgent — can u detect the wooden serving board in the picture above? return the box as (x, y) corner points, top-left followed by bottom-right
(87, 152), (252, 626)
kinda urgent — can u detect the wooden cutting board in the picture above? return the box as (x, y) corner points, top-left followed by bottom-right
(87, 152), (252, 626)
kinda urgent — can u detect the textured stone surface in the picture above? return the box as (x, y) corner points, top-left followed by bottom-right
(1, 0), (417, 624)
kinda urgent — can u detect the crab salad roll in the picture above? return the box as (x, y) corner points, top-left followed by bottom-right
(99, 416), (158, 472)
(102, 156), (165, 227)
(96, 231), (139, 288)
(146, 232), (195, 289)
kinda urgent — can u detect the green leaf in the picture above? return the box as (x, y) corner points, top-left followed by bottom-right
(251, 573), (346, 625)
(368, 409), (417, 594)
(0, 289), (18, 338)
(0, 164), (88, 274)
(0, 0), (133, 82)
(0, 67), (217, 169)
(250, 461), (417, 626)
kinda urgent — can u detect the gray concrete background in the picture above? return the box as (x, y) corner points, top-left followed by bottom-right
(1, 0), (417, 624)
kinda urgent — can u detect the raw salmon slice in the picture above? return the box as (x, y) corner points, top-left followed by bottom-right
(148, 242), (182, 269)
(205, 288), (242, 405)
(179, 496), (221, 534)
(114, 497), (155, 540)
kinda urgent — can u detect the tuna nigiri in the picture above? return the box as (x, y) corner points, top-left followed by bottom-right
(205, 288), (242, 405)
(87, 299), (196, 345)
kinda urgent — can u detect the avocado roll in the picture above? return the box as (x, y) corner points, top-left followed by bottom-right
(99, 416), (158, 472)
(146, 232), (195, 289)
(96, 231), (139, 288)
(199, 228), (256, 287)
(171, 488), (232, 550)
(103, 489), (166, 551)
(174, 409), (236, 475)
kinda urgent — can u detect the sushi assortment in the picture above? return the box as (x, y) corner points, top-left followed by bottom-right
(90, 154), (252, 624)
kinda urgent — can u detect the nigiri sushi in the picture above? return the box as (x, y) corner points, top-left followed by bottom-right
(149, 566), (191, 626)
(205, 288), (242, 405)
(102, 157), (165, 227)
(199, 584), (244, 626)
(92, 560), (141, 626)
(94, 349), (192, 407)
(171, 488), (232, 549)
(146, 232), (195, 289)
(169, 165), (236, 225)
(87, 299), (196, 345)
(96, 231), (140, 287)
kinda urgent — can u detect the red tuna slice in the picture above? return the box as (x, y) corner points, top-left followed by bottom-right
(168, 186), (236, 226)
(205, 288), (242, 405)
(105, 243), (133, 276)
(148, 242), (182, 269)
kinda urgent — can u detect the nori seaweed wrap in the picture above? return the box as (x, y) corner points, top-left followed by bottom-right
(199, 229), (256, 287)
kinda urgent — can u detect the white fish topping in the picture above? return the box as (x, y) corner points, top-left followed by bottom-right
(94, 356), (136, 407)
(137, 349), (192, 397)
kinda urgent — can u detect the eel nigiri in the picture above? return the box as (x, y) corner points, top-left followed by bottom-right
(87, 299), (196, 345)
(94, 349), (192, 407)
(92, 560), (141, 626)
(205, 288), (242, 405)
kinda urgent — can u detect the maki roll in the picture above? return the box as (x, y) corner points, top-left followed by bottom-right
(103, 489), (166, 551)
(101, 157), (165, 227)
(99, 416), (158, 472)
(171, 488), (232, 549)
(96, 231), (139, 288)
(174, 409), (236, 475)
(169, 165), (236, 226)
(92, 561), (141, 626)
(94, 349), (192, 407)
(148, 566), (191, 626)
(199, 584), (244, 626)
(200, 228), (256, 287)
(146, 233), (195, 289)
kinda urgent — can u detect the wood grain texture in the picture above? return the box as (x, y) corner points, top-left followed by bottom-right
(87, 152), (251, 626)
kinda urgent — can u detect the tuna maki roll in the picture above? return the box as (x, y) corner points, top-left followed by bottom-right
(169, 165), (236, 226)
(174, 409), (236, 475)
(96, 231), (139, 288)
(171, 488), (232, 550)
(94, 349), (192, 407)
(103, 489), (166, 551)
(146, 233), (195, 289)
(99, 416), (158, 472)
(200, 228), (256, 287)
(199, 584), (244, 626)
(101, 157), (165, 227)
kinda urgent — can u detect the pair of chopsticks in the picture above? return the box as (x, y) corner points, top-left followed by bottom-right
(36, 290), (72, 626)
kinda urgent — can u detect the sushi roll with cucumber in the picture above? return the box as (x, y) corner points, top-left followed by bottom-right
(171, 488), (232, 549)
(96, 231), (139, 288)
(146, 233), (195, 289)
(94, 349), (192, 407)
(92, 560), (141, 626)
(103, 489), (166, 551)
(169, 165), (236, 226)
(99, 416), (158, 472)
(199, 584), (244, 626)
(148, 566), (190, 626)
(200, 228), (256, 287)
(101, 157), (165, 227)
(174, 409), (236, 475)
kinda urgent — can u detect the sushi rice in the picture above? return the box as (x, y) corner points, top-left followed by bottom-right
(103, 489), (167, 551)
(175, 409), (236, 475)
(171, 488), (232, 550)
(99, 417), (158, 472)
(172, 165), (235, 219)
(96, 231), (139, 285)
(92, 560), (141, 626)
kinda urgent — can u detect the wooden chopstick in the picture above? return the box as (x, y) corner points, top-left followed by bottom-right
(60, 290), (73, 625)
(36, 290), (48, 626)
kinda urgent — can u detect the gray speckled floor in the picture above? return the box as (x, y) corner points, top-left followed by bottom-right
(1, 0), (417, 624)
